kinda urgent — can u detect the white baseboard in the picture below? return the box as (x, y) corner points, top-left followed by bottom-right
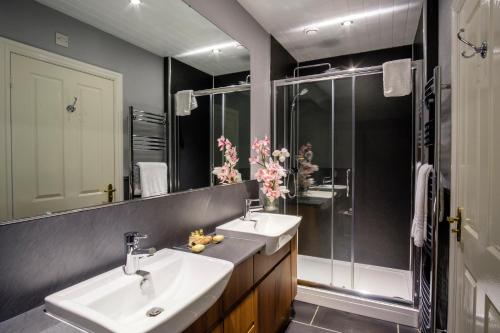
(296, 285), (418, 328)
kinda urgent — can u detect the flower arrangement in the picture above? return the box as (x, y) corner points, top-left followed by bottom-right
(212, 136), (242, 185)
(297, 143), (319, 192)
(249, 136), (290, 207)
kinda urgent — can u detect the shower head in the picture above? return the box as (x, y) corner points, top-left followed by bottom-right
(291, 88), (309, 111)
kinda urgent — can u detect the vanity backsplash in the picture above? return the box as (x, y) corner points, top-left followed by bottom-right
(0, 181), (258, 322)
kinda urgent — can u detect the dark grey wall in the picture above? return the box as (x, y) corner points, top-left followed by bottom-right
(0, 0), (164, 175)
(299, 45), (413, 75)
(170, 58), (213, 191)
(0, 181), (258, 322)
(270, 36), (297, 80)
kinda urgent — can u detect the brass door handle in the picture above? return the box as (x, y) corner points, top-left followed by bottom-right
(103, 184), (116, 203)
(448, 207), (463, 242)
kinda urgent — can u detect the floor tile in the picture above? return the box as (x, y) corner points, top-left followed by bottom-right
(286, 321), (335, 333)
(312, 306), (398, 333)
(398, 324), (419, 333)
(293, 301), (318, 324)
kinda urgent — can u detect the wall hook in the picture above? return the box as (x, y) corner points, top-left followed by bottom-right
(66, 97), (78, 113)
(457, 28), (487, 59)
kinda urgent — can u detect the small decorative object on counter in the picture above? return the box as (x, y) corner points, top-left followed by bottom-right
(190, 244), (205, 253)
(212, 136), (242, 185)
(249, 135), (290, 212)
(189, 229), (212, 246)
(297, 143), (319, 193)
(212, 234), (224, 244)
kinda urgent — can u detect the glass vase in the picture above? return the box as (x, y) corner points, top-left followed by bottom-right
(263, 196), (278, 212)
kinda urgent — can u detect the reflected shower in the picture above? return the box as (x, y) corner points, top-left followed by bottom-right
(291, 88), (309, 111)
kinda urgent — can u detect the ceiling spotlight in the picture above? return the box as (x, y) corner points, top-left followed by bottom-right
(130, 0), (142, 6)
(341, 20), (354, 26)
(211, 48), (222, 55)
(304, 27), (319, 36)
(235, 43), (246, 49)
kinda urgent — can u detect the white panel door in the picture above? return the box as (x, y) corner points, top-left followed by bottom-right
(451, 0), (500, 332)
(11, 53), (116, 219)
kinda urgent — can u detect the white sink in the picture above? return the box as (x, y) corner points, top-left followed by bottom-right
(216, 213), (302, 255)
(310, 184), (347, 191)
(45, 248), (233, 333)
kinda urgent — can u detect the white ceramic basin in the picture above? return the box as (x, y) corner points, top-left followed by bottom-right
(301, 190), (334, 199)
(216, 213), (302, 255)
(45, 249), (233, 333)
(310, 184), (347, 191)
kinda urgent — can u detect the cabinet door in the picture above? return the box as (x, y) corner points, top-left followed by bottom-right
(211, 323), (223, 333)
(223, 291), (257, 333)
(257, 254), (292, 333)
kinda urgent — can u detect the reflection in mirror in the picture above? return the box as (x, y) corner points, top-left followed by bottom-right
(0, 0), (250, 223)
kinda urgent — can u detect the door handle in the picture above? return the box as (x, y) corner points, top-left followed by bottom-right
(447, 207), (463, 242)
(103, 184), (116, 203)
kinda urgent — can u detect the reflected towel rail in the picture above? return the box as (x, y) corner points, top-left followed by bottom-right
(129, 106), (168, 199)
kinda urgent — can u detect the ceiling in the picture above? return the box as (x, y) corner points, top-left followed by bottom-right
(36, 0), (250, 76)
(237, 0), (423, 62)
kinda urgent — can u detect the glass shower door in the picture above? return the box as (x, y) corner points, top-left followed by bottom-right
(281, 80), (338, 287)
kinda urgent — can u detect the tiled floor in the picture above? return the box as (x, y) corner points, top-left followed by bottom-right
(298, 255), (413, 301)
(286, 301), (418, 333)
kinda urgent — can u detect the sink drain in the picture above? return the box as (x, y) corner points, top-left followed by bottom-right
(146, 307), (164, 317)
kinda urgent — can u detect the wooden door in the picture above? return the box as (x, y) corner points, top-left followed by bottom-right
(450, 0), (500, 331)
(11, 53), (117, 218)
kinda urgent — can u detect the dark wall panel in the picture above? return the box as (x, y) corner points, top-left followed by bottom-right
(354, 74), (412, 270)
(170, 59), (213, 191)
(0, 181), (258, 322)
(270, 36), (297, 80)
(299, 45), (413, 76)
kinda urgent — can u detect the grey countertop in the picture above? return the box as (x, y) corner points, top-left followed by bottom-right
(0, 236), (265, 333)
(174, 236), (265, 265)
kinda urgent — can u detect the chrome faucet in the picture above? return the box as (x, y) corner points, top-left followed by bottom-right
(242, 199), (263, 221)
(123, 232), (156, 275)
(322, 176), (333, 185)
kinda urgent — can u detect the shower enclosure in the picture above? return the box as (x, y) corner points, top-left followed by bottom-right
(273, 65), (417, 304)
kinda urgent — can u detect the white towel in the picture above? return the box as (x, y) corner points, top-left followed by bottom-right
(383, 58), (412, 97)
(136, 162), (168, 198)
(175, 90), (198, 116)
(411, 163), (433, 247)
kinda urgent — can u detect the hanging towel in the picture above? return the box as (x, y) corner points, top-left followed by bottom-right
(136, 162), (168, 198)
(175, 90), (198, 116)
(383, 58), (412, 97)
(411, 163), (433, 247)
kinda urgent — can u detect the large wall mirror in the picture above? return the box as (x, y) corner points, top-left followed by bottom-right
(0, 0), (251, 223)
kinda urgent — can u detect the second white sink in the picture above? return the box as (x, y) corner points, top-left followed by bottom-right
(216, 213), (302, 255)
(45, 248), (233, 333)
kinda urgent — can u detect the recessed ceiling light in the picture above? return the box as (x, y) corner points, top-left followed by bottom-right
(304, 27), (319, 36)
(341, 20), (354, 26)
(130, 0), (142, 6)
(235, 43), (246, 49)
(212, 48), (222, 55)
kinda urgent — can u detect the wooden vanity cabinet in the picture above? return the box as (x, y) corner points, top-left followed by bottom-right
(187, 237), (297, 333)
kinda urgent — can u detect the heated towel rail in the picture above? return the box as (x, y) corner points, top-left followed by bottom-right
(128, 106), (168, 199)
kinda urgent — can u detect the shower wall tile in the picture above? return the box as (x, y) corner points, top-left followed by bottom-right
(0, 181), (258, 322)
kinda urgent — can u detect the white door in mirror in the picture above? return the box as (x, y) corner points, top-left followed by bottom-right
(216, 213), (302, 255)
(11, 53), (117, 219)
(45, 249), (233, 333)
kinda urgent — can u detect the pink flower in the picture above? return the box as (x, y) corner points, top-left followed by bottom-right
(213, 135), (242, 185)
